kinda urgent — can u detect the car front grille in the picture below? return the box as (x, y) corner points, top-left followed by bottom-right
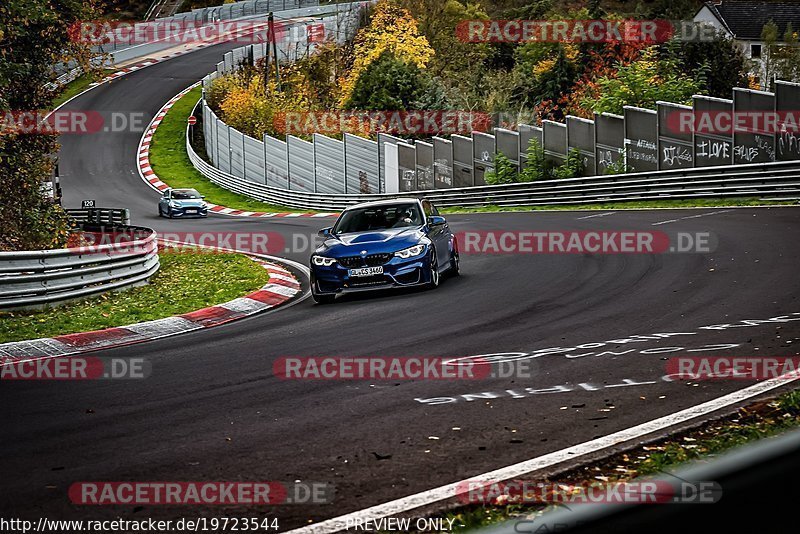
(338, 253), (393, 268)
(365, 253), (393, 266)
(338, 256), (363, 268)
(345, 275), (390, 287)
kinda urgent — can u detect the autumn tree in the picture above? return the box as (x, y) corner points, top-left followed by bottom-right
(392, 0), (491, 80)
(209, 61), (314, 139)
(582, 49), (703, 114)
(511, 43), (578, 120)
(337, 0), (434, 106)
(0, 0), (98, 251)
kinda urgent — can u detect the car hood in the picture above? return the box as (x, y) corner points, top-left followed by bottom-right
(319, 227), (426, 257)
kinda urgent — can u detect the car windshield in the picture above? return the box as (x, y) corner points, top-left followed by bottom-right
(333, 203), (423, 233)
(172, 189), (201, 199)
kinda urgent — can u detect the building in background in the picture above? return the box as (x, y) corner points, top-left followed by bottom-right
(694, 1), (800, 89)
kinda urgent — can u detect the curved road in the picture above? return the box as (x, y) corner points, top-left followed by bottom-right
(2, 39), (800, 529)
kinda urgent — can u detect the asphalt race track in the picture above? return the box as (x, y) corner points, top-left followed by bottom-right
(3, 38), (800, 530)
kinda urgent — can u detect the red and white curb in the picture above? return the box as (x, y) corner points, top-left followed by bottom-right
(137, 85), (338, 219)
(0, 258), (301, 366)
(97, 58), (160, 85)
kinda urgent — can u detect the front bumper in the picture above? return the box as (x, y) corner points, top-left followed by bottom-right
(311, 251), (434, 295)
(168, 206), (208, 218)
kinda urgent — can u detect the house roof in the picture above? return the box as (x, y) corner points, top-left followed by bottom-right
(701, 1), (800, 40)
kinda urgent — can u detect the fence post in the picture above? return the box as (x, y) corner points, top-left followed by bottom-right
(227, 125), (233, 175)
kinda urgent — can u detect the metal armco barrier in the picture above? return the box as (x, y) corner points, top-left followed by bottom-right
(0, 225), (159, 310)
(144, 0), (183, 21)
(66, 208), (131, 226)
(189, 125), (800, 210)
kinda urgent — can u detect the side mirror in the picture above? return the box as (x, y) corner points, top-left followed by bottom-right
(429, 215), (446, 226)
(318, 227), (333, 237)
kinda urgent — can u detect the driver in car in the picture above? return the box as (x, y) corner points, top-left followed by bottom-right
(396, 207), (417, 226)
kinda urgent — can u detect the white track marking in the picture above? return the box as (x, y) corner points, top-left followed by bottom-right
(577, 212), (616, 220)
(652, 210), (731, 226)
(285, 373), (798, 534)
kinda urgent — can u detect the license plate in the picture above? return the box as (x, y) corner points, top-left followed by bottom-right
(349, 266), (383, 277)
(186, 209), (197, 213)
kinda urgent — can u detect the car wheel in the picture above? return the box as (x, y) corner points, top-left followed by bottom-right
(158, 206), (162, 217)
(426, 249), (440, 289)
(450, 249), (460, 276)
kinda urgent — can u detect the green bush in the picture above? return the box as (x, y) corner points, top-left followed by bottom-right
(552, 148), (585, 179)
(520, 139), (546, 182)
(343, 51), (445, 111)
(485, 152), (518, 184)
(603, 151), (628, 175)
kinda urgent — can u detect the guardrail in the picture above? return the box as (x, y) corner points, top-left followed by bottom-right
(144, 0), (182, 21)
(0, 224), (159, 310)
(188, 118), (800, 210)
(65, 208), (131, 225)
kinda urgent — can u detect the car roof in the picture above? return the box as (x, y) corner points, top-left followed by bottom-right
(343, 198), (423, 211)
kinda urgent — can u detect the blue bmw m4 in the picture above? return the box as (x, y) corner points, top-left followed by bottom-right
(309, 198), (460, 304)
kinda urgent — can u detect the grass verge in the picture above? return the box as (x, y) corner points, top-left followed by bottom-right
(149, 86), (312, 213)
(440, 197), (800, 214)
(52, 70), (116, 109)
(434, 388), (800, 532)
(0, 251), (271, 343)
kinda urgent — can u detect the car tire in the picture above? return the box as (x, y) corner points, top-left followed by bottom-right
(449, 239), (460, 276)
(158, 206), (162, 217)
(449, 249), (460, 276)
(425, 249), (440, 289)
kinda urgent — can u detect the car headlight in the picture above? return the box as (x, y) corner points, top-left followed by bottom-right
(170, 201), (181, 208)
(201, 201), (208, 208)
(394, 244), (426, 259)
(312, 255), (337, 266)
